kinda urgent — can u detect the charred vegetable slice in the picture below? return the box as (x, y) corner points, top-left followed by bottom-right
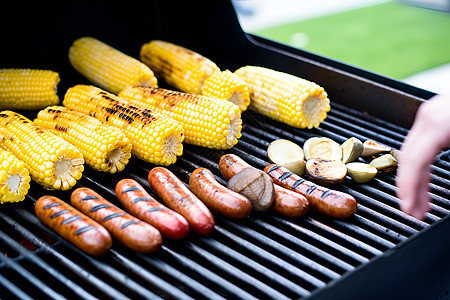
(267, 139), (306, 175)
(304, 137), (342, 161)
(305, 158), (347, 186)
(361, 140), (391, 157)
(341, 137), (363, 164)
(346, 162), (378, 183)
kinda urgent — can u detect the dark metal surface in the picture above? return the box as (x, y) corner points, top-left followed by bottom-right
(0, 1), (449, 299)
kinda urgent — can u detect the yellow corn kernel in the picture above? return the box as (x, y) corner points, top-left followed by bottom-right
(0, 149), (31, 204)
(34, 106), (132, 174)
(201, 70), (250, 111)
(234, 66), (330, 129)
(0, 111), (84, 190)
(0, 68), (60, 110)
(140, 40), (219, 95)
(119, 86), (242, 149)
(69, 37), (157, 94)
(63, 85), (184, 165)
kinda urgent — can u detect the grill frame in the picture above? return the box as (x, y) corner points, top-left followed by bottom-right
(0, 1), (449, 299)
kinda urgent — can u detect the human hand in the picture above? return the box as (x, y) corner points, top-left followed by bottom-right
(396, 94), (450, 220)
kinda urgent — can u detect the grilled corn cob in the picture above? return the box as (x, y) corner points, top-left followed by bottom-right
(0, 149), (31, 204)
(234, 66), (330, 129)
(34, 106), (132, 174)
(0, 111), (84, 190)
(140, 40), (219, 95)
(140, 41), (251, 110)
(201, 70), (250, 111)
(119, 86), (242, 149)
(0, 68), (60, 110)
(69, 37), (157, 94)
(63, 85), (184, 165)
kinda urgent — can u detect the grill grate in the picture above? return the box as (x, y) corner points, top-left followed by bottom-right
(0, 100), (449, 299)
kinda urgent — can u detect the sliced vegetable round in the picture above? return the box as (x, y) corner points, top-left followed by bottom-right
(346, 162), (377, 183)
(305, 158), (347, 186)
(267, 139), (305, 175)
(303, 137), (342, 161)
(341, 137), (363, 164)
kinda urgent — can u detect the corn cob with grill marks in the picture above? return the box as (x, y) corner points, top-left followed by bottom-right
(234, 66), (331, 129)
(69, 37), (158, 94)
(0, 68), (60, 110)
(119, 86), (242, 149)
(0, 148), (31, 204)
(139, 40), (250, 110)
(63, 85), (184, 165)
(0, 111), (84, 190)
(34, 106), (133, 174)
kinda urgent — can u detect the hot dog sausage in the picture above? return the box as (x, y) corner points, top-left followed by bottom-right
(264, 164), (357, 219)
(115, 179), (190, 240)
(35, 195), (112, 256)
(70, 187), (162, 253)
(148, 167), (215, 236)
(189, 167), (252, 219)
(219, 154), (309, 217)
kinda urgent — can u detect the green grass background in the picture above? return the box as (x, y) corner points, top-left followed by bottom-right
(253, 1), (450, 79)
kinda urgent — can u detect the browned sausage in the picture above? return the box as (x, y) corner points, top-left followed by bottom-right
(189, 167), (252, 219)
(70, 187), (162, 253)
(115, 179), (190, 240)
(219, 154), (309, 217)
(264, 164), (357, 219)
(35, 195), (112, 256)
(148, 167), (215, 236)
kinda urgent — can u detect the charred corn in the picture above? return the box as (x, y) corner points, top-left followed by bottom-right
(69, 37), (157, 94)
(119, 86), (242, 149)
(34, 106), (132, 174)
(201, 70), (250, 111)
(0, 111), (84, 190)
(140, 40), (219, 95)
(63, 85), (184, 165)
(0, 68), (60, 110)
(0, 149), (31, 204)
(234, 66), (330, 129)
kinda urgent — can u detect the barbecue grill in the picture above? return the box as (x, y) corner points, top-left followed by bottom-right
(1, 1), (449, 299)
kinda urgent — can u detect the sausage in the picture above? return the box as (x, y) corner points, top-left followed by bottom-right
(35, 195), (112, 256)
(219, 154), (309, 217)
(148, 167), (215, 236)
(264, 164), (357, 219)
(115, 179), (190, 240)
(189, 167), (252, 218)
(70, 187), (162, 253)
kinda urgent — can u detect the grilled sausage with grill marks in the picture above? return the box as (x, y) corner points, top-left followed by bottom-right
(35, 195), (112, 256)
(70, 187), (163, 253)
(189, 167), (252, 219)
(219, 154), (309, 217)
(115, 179), (190, 240)
(148, 167), (215, 236)
(264, 164), (357, 219)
